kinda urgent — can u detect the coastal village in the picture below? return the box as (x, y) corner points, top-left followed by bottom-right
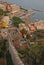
(0, 1), (44, 65)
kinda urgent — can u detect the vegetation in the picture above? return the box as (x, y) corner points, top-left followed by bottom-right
(18, 48), (30, 65)
(4, 11), (9, 16)
(17, 29), (44, 65)
(12, 16), (24, 27)
(6, 51), (14, 65)
(29, 44), (44, 65)
(0, 39), (8, 65)
(0, 39), (13, 65)
(18, 44), (44, 65)
(0, 9), (4, 15)
(26, 34), (30, 39)
(30, 29), (44, 42)
(34, 29), (44, 39)
(2, 40), (8, 53)
(0, 39), (8, 57)
(0, 8), (9, 16)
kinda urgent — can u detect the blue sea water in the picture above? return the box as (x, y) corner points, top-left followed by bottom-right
(0, 0), (44, 22)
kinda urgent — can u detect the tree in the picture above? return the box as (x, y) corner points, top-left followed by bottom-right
(0, 39), (8, 65)
(18, 48), (30, 65)
(0, 9), (3, 15)
(18, 44), (44, 65)
(26, 34), (30, 39)
(4, 11), (9, 16)
(29, 44), (44, 65)
(12, 16), (24, 27)
(30, 29), (44, 43)
(2, 39), (8, 53)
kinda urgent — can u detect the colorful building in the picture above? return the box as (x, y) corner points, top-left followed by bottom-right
(6, 4), (12, 12)
(0, 16), (10, 28)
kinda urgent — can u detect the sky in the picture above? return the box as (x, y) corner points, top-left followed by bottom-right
(0, 0), (44, 10)
(0, 0), (44, 21)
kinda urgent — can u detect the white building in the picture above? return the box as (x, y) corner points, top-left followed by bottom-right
(11, 4), (20, 13)
(2, 16), (10, 23)
(19, 23), (29, 31)
(35, 20), (44, 29)
(0, 4), (6, 11)
(28, 23), (36, 32)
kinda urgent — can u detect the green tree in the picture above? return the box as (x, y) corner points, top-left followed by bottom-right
(30, 29), (44, 43)
(0, 39), (8, 57)
(12, 16), (24, 27)
(18, 44), (44, 65)
(4, 11), (9, 16)
(18, 48), (30, 65)
(29, 44), (44, 65)
(26, 34), (30, 39)
(0, 9), (3, 15)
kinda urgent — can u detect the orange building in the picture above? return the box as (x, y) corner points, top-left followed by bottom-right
(20, 32), (23, 37)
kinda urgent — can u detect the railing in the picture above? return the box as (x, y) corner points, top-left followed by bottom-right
(9, 40), (24, 65)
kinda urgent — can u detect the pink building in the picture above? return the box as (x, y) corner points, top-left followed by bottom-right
(6, 4), (12, 12)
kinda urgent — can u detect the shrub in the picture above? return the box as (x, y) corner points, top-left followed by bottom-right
(12, 16), (24, 27)
(29, 44), (44, 65)
(0, 9), (3, 15)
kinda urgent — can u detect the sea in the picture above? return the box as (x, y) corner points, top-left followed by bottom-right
(0, 0), (44, 22)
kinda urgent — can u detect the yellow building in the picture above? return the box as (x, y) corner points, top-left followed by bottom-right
(0, 16), (10, 28)
(1, 21), (8, 28)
